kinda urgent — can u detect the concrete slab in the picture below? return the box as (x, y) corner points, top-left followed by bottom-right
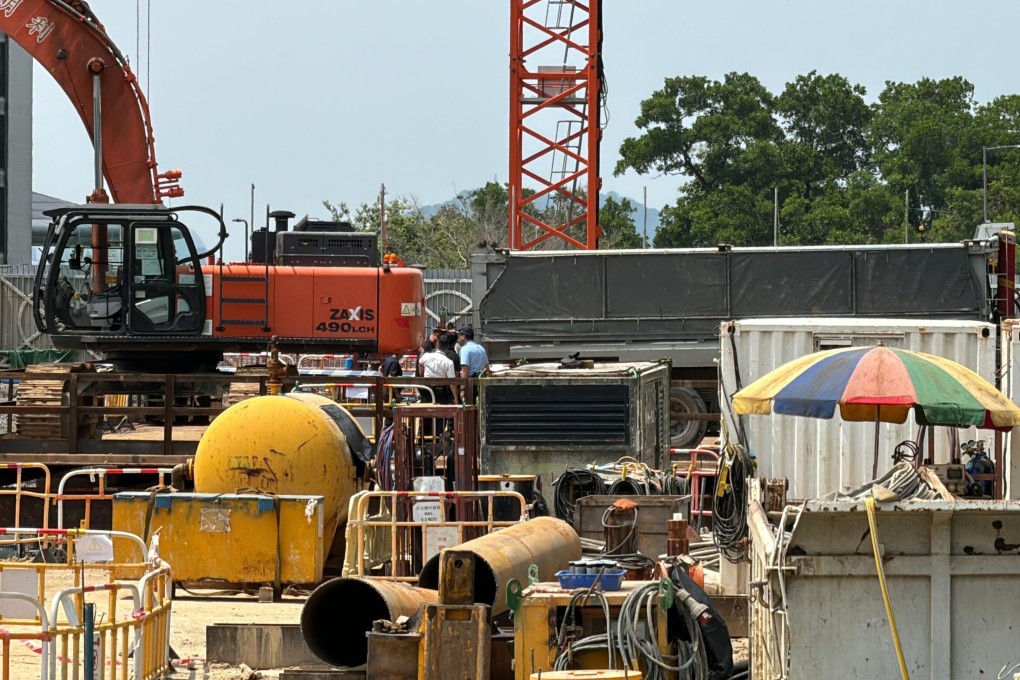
(206, 623), (320, 669)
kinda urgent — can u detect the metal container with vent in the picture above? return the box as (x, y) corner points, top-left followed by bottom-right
(275, 231), (379, 267)
(479, 361), (670, 506)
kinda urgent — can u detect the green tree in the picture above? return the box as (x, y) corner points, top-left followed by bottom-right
(868, 77), (978, 241)
(616, 72), (782, 192)
(776, 72), (872, 183)
(624, 71), (1020, 247)
(598, 196), (643, 248)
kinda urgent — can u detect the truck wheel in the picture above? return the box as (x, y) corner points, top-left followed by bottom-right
(670, 387), (708, 448)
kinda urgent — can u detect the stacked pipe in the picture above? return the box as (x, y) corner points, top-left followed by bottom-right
(301, 516), (581, 667)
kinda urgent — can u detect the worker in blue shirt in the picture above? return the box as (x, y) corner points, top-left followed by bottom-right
(457, 326), (489, 378)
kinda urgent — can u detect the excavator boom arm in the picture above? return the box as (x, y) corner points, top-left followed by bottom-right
(0, 0), (181, 202)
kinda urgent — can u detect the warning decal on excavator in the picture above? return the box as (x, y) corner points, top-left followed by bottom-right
(400, 302), (418, 316)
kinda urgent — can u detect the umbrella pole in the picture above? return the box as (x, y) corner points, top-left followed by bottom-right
(872, 410), (880, 479)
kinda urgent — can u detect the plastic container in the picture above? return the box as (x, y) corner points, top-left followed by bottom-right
(554, 569), (627, 591)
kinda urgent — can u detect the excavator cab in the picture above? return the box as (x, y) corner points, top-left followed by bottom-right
(34, 205), (225, 347)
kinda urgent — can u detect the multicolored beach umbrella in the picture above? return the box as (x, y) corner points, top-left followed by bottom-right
(732, 345), (1020, 430)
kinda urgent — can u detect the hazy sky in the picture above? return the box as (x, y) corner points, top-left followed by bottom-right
(30, 0), (1020, 254)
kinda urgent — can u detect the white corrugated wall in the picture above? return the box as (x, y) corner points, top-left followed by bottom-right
(1001, 321), (1020, 500)
(719, 318), (998, 500)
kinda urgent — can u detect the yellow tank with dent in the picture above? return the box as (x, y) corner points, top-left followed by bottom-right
(193, 393), (361, 548)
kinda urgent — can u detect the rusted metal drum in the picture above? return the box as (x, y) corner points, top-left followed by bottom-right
(418, 516), (581, 614)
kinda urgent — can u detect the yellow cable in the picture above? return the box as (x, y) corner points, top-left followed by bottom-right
(864, 496), (911, 680)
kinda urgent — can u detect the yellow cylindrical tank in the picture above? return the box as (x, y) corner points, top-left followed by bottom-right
(193, 392), (362, 550)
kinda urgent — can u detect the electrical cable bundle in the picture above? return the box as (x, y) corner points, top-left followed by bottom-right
(712, 443), (754, 564)
(553, 468), (608, 527)
(601, 505), (638, 556)
(608, 476), (647, 495)
(375, 423), (395, 490)
(552, 581), (710, 680)
(553, 590), (615, 671)
(618, 582), (708, 680)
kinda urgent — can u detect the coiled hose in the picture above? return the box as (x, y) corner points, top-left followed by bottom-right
(552, 580), (709, 680)
(553, 468), (608, 528)
(712, 443), (754, 564)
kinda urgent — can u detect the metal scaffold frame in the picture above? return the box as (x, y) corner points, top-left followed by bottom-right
(509, 0), (602, 251)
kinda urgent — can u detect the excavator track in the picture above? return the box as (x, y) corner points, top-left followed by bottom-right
(15, 363), (99, 439)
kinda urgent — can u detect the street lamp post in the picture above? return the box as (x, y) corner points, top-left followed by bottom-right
(983, 144), (1020, 223)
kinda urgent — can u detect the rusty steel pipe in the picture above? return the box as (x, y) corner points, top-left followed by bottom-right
(418, 517), (580, 614)
(300, 577), (437, 667)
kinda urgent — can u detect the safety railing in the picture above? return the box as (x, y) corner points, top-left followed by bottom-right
(0, 529), (171, 680)
(0, 463), (51, 531)
(345, 490), (526, 582)
(0, 592), (49, 680)
(671, 447), (720, 523)
(0, 371), (475, 460)
(55, 467), (174, 529)
(0, 529), (150, 619)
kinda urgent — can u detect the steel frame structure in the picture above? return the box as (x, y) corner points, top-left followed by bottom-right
(509, 0), (602, 250)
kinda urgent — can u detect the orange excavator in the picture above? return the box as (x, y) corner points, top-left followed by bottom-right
(2, 1), (425, 371)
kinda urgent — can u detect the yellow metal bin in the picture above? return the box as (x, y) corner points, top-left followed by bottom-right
(112, 491), (326, 585)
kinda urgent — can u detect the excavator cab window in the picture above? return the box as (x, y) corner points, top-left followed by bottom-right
(39, 212), (206, 337)
(46, 220), (127, 332)
(127, 223), (205, 334)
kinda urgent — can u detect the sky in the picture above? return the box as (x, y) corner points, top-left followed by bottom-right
(29, 0), (1020, 259)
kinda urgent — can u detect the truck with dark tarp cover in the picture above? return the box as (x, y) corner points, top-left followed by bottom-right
(471, 237), (1005, 447)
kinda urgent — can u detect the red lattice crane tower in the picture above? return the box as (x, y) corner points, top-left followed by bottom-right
(509, 0), (603, 250)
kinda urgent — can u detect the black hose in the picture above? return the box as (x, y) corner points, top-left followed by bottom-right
(553, 468), (608, 528)
(712, 444), (754, 564)
(608, 477), (645, 495)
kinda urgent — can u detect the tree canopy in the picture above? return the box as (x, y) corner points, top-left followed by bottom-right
(323, 183), (644, 268)
(617, 71), (1020, 247)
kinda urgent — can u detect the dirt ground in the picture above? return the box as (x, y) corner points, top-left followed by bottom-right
(168, 590), (306, 680)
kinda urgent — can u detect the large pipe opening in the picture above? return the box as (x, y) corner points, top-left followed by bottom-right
(300, 578), (435, 667)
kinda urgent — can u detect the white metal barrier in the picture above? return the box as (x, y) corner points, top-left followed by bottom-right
(55, 467), (174, 529)
(344, 490), (527, 582)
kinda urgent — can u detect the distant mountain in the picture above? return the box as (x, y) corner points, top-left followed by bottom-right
(420, 190), (660, 235)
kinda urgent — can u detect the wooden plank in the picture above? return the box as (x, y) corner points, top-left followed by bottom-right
(747, 500), (777, 560)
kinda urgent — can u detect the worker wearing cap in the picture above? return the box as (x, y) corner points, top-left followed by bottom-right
(456, 326), (489, 379)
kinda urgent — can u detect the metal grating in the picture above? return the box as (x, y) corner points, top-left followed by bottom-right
(485, 383), (629, 445)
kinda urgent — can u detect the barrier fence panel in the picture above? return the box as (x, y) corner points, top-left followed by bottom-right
(0, 528), (170, 680)
(0, 463), (51, 531)
(55, 468), (174, 530)
(345, 490), (526, 582)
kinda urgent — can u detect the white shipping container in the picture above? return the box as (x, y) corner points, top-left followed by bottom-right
(720, 318), (997, 500)
(998, 320), (1020, 499)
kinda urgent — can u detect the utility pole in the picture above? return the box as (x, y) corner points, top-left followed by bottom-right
(904, 189), (909, 244)
(380, 183), (387, 254)
(773, 187), (779, 247)
(643, 186), (648, 249)
(983, 144), (1020, 223)
(249, 183), (255, 261)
